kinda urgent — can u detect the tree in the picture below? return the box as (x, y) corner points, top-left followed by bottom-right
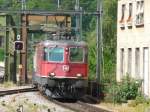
(87, 0), (117, 82)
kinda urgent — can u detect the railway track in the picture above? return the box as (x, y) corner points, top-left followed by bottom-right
(51, 100), (112, 112)
(0, 87), (38, 96)
(0, 87), (112, 112)
(40, 91), (112, 112)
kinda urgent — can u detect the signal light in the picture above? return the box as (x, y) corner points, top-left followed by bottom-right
(14, 41), (24, 50)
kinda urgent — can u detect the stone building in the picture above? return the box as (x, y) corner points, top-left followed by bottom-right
(117, 0), (150, 96)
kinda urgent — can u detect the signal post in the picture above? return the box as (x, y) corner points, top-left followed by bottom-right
(14, 35), (24, 84)
(20, 14), (28, 84)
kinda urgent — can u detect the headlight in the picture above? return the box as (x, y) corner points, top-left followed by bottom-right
(49, 72), (55, 77)
(76, 73), (82, 77)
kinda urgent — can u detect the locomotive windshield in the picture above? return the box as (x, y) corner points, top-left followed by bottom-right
(69, 47), (84, 63)
(44, 47), (64, 62)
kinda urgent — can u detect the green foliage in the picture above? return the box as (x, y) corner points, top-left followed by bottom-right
(86, 31), (96, 80)
(102, 0), (117, 75)
(135, 95), (146, 104)
(26, 0), (56, 10)
(105, 75), (142, 103)
(0, 48), (4, 61)
(127, 94), (150, 107)
(87, 0), (117, 82)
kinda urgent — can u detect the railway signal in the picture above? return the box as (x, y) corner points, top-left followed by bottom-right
(14, 41), (24, 51)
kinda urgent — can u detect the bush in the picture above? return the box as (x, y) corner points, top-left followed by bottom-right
(104, 75), (142, 103)
(135, 95), (146, 104)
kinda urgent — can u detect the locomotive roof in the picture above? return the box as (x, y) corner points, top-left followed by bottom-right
(39, 40), (87, 47)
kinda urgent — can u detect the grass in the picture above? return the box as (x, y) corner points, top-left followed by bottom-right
(0, 81), (16, 88)
(99, 102), (150, 112)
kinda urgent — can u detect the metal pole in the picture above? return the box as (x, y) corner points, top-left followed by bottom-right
(80, 7), (82, 41)
(57, 0), (60, 9)
(75, 0), (80, 41)
(45, 16), (48, 40)
(13, 33), (17, 83)
(21, 0), (26, 10)
(96, 0), (102, 98)
(4, 15), (10, 81)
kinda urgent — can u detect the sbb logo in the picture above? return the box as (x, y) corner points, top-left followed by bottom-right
(14, 41), (24, 50)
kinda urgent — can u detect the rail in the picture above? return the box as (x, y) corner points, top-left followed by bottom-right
(0, 87), (38, 96)
(50, 99), (112, 112)
(40, 92), (112, 112)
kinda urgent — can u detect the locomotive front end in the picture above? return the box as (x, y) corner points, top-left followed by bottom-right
(33, 41), (88, 99)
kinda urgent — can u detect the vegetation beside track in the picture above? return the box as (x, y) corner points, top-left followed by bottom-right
(97, 101), (150, 112)
(99, 75), (150, 112)
(0, 81), (16, 88)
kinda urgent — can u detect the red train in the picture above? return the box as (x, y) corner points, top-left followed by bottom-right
(32, 40), (88, 99)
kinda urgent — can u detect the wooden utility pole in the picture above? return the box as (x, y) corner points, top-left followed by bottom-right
(20, 14), (28, 83)
(19, 0), (28, 84)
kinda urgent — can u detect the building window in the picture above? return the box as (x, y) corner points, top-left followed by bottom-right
(143, 47), (149, 96)
(127, 48), (132, 75)
(120, 4), (126, 23)
(135, 48), (140, 78)
(119, 4), (126, 29)
(120, 48), (125, 77)
(135, 1), (144, 27)
(127, 3), (133, 27)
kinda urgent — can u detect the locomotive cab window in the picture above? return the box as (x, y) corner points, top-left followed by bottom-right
(69, 47), (84, 63)
(44, 47), (64, 62)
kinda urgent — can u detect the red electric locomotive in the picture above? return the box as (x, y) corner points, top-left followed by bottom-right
(33, 40), (88, 99)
